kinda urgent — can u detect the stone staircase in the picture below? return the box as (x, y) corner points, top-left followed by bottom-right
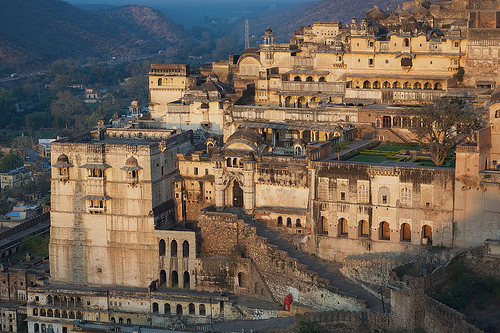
(225, 207), (389, 313)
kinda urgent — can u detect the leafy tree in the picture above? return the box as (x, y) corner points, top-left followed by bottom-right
(332, 141), (350, 160)
(0, 153), (23, 173)
(50, 90), (86, 130)
(409, 99), (483, 166)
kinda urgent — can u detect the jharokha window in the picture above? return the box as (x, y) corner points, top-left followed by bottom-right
(53, 154), (73, 182)
(121, 156), (142, 186)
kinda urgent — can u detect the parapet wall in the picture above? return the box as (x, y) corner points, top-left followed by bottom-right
(198, 212), (366, 311)
(296, 310), (392, 330)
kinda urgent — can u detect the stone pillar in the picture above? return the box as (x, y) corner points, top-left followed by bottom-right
(299, 130), (304, 139)
(242, 166), (255, 211)
(214, 168), (225, 209)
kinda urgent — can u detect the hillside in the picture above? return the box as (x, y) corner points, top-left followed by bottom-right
(0, 0), (190, 74)
(247, 0), (407, 42)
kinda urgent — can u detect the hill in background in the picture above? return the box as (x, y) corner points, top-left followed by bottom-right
(246, 0), (407, 43)
(0, 0), (191, 74)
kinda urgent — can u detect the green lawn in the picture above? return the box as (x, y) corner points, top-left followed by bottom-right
(372, 144), (420, 152)
(347, 155), (387, 163)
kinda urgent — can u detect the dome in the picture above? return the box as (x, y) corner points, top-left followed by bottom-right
(121, 156), (142, 171)
(264, 27), (273, 36)
(125, 156), (138, 167)
(225, 129), (265, 151)
(393, 6), (411, 18)
(365, 5), (388, 21)
(57, 154), (69, 164)
(53, 154), (72, 168)
(241, 47), (260, 56)
(406, 4), (430, 19)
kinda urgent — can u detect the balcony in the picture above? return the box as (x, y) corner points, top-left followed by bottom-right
(282, 81), (345, 93)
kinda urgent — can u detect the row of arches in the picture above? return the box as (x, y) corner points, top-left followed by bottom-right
(360, 80), (443, 90)
(110, 317), (132, 324)
(293, 76), (327, 82)
(32, 308), (83, 319)
(45, 295), (82, 307)
(151, 302), (206, 316)
(277, 216), (302, 228)
(159, 270), (190, 289)
(283, 96), (319, 108)
(33, 323), (54, 333)
(226, 157), (243, 168)
(159, 239), (189, 258)
(157, 78), (174, 86)
(319, 217), (433, 243)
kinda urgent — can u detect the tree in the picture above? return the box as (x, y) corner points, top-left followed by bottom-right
(332, 141), (350, 160)
(50, 90), (86, 130)
(409, 99), (483, 166)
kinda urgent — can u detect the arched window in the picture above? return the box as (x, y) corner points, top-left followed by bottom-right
(319, 77), (326, 82)
(401, 223), (411, 241)
(422, 225), (432, 244)
(338, 218), (348, 236)
(118, 318), (123, 324)
(171, 271), (179, 288)
(189, 303), (195, 315)
(152, 302), (159, 313)
(69, 311), (75, 319)
(47, 309), (53, 317)
(413, 82), (422, 89)
(233, 157), (238, 167)
(40, 309), (46, 317)
(403, 81), (410, 89)
(127, 318), (132, 325)
(183, 271), (190, 289)
(47, 295), (53, 305)
(393, 81), (400, 88)
(62, 310), (68, 319)
(294, 76), (301, 81)
(33, 308), (38, 316)
(199, 304), (206, 316)
(171, 240), (177, 257)
(379, 221), (390, 240)
(434, 82), (442, 90)
(159, 239), (165, 256)
(286, 217), (292, 227)
(238, 272), (246, 287)
(296, 219), (301, 227)
(183, 241), (189, 258)
(358, 220), (369, 237)
(423, 82), (432, 90)
(34, 324), (39, 333)
(158, 78), (162, 86)
(160, 269), (167, 286)
(54, 310), (60, 318)
(379, 186), (390, 205)
(373, 81), (380, 89)
(164, 303), (171, 315)
(176, 304), (183, 316)
(110, 317), (115, 323)
(320, 216), (328, 234)
(404, 38), (410, 47)
(306, 76), (313, 82)
(363, 80), (371, 89)
(277, 216), (283, 226)
(383, 81), (390, 88)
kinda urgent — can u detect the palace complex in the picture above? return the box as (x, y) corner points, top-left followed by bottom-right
(13, 0), (500, 332)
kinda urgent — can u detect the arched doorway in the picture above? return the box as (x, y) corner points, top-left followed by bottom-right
(232, 181), (243, 207)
